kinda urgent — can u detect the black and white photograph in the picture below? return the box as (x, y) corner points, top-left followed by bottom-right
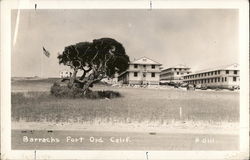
(1, 0), (249, 160)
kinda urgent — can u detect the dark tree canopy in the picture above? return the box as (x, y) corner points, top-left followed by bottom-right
(57, 38), (130, 93)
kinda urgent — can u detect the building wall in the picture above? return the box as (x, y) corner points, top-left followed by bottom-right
(128, 71), (160, 85)
(59, 71), (72, 78)
(118, 72), (129, 84)
(128, 71), (142, 81)
(160, 67), (191, 82)
(183, 69), (240, 88)
(119, 63), (161, 85)
(129, 64), (161, 72)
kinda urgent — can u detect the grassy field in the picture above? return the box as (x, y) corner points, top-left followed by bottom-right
(11, 77), (59, 92)
(11, 80), (239, 124)
(11, 78), (239, 125)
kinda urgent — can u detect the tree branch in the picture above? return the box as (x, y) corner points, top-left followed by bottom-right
(91, 51), (99, 63)
(79, 67), (92, 80)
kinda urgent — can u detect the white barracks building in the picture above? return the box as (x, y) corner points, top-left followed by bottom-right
(160, 64), (191, 82)
(118, 57), (162, 85)
(183, 63), (240, 89)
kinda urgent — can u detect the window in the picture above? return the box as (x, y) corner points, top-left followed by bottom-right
(218, 71), (220, 74)
(234, 70), (237, 74)
(222, 77), (224, 82)
(134, 64), (138, 68)
(226, 70), (229, 74)
(215, 78), (217, 82)
(143, 65), (146, 68)
(143, 73), (146, 77)
(208, 79), (210, 83)
(211, 72), (213, 75)
(211, 79), (213, 83)
(233, 77), (237, 81)
(225, 77), (227, 81)
(152, 65), (155, 69)
(218, 77), (220, 82)
(177, 72), (179, 75)
(151, 73), (155, 77)
(134, 72), (138, 77)
(215, 71), (217, 75)
(208, 73), (210, 76)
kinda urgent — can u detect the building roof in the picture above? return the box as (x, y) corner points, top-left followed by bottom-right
(161, 64), (190, 71)
(171, 64), (190, 69)
(130, 57), (162, 65)
(184, 63), (239, 76)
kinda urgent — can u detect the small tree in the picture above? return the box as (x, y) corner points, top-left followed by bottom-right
(57, 38), (129, 94)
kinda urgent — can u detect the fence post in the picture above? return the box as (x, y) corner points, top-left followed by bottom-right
(179, 107), (182, 120)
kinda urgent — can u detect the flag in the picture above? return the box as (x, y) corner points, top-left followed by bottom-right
(43, 47), (50, 57)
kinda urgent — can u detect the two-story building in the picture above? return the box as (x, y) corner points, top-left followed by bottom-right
(183, 63), (240, 89)
(160, 64), (191, 82)
(118, 57), (162, 85)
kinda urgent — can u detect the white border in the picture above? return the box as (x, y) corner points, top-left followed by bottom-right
(1, 0), (249, 159)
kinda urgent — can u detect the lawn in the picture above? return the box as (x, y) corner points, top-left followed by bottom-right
(11, 79), (239, 124)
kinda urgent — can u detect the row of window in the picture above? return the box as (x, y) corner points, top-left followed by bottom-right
(185, 77), (237, 84)
(134, 64), (156, 69)
(160, 72), (174, 77)
(173, 68), (189, 71)
(176, 72), (185, 75)
(134, 72), (155, 77)
(184, 70), (238, 79)
(160, 71), (190, 77)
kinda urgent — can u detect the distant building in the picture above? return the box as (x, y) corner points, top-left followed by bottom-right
(183, 63), (240, 89)
(118, 57), (162, 85)
(101, 73), (119, 84)
(59, 70), (72, 78)
(160, 64), (191, 82)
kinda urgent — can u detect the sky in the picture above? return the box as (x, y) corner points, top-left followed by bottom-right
(11, 9), (239, 77)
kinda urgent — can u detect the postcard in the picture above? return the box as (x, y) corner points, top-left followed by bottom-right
(1, 0), (249, 159)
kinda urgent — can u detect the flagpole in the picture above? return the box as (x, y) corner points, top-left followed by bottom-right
(42, 49), (43, 78)
(41, 48), (42, 78)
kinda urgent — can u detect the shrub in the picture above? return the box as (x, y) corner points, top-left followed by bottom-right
(50, 83), (84, 98)
(50, 82), (121, 99)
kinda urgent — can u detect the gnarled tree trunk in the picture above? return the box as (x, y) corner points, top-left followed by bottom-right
(68, 68), (78, 88)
